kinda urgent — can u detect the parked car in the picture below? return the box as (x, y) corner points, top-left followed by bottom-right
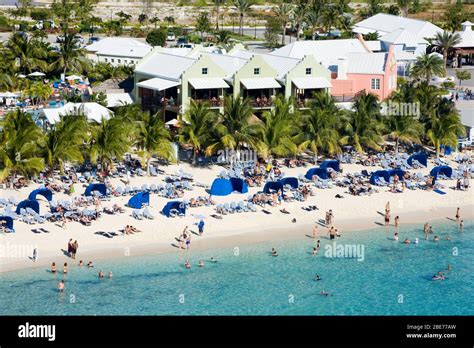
(166, 32), (176, 41)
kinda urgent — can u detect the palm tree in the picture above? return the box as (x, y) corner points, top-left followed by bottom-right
(410, 53), (445, 83)
(6, 32), (49, 74)
(206, 95), (261, 155)
(26, 82), (52, 105)
(396, 0), (410, 17)
(413, 81), (444, 125)
(260, 96), (298, 158)
(214, 0), (224, 30)
(298, 91), (342, 158)
(51, 32), (90, 76)
(432, 31), (462, 75)
(274, 1), (293, 46)
(384, 114), (423, 156)
(133, 112), (175, 174)
(340, 92), (384, 153)
(234, 0), (252, 36)
(0, 109), (44, 180)
(43, 114), (89, 175)
(291, 3), (307, 41)
(89, 117), (130, 174)
(426, 112), (465, 159)
(178, 100), (217, 164)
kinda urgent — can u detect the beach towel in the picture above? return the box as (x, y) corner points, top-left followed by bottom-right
(433, 189), (446, 195)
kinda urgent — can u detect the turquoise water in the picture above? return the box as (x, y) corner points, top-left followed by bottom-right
(1, 220), (473, 315)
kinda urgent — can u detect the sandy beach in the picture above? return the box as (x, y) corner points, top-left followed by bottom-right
(1, 157), (473, 274)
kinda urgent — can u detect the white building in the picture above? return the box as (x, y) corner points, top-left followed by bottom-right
(454, 21), (474, 67)
(85, 38), (153, 67)
(353, 13), (443, 75)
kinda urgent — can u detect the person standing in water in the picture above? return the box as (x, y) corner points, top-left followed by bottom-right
(32, 248), (38, 262)
(384, 212), (390, 228)
(423, 223), (429, 240)
(460, 220), (464, 232)
(394, 216), (400, 229)
(58, 280), (65, 292)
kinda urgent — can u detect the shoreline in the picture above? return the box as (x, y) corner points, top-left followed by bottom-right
(2, 204), (472, 275)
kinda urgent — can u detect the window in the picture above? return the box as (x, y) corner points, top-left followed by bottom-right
(202, 68), (208, 75)
(371, 78), (380, 90)
(254, 68), (260, 75)
(124, 60), (128, 64)
(111, 58), (115, 63)
(118, 59), (121, 64)
(104, 58), (108, 62)
(305, 68), (312, 75)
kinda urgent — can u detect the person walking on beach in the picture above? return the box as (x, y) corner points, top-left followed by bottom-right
(312, 224), (318, 238)
(384, 212), (390, 228)
(67, 239), (73, 257)
(198, 219), (205, 236)
(455, 207), (460, 222)
(328, 210), (334, 226)
(71, 240), (78, 260)
(32, 248), (38, 262)
(385, 201), (390, 215)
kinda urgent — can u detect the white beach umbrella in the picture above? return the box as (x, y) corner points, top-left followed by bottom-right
(28, 71), (46, 77)
(66, 75), (83, 81)
(17, 74), (26, 78)
(165, 118), (181, 127)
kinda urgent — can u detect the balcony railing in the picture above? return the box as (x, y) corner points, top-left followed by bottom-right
(195, 98), (222, 107)
(251, 98), (273, 108)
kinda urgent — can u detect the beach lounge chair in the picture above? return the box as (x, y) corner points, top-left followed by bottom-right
(0, 198), (8, 207)
(247, 202), (257, 212)
(224, 203), (232, 214)
(149, 166), (158, 177)
(33, 214), (46, 224)
(143, 207), (154, 219)
(132, 209), (144, 220)
(238, 201), (248, 212)
(141, 184), (149, 192)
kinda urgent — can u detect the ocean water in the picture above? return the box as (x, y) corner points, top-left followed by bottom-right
(0, 220), (473, 316)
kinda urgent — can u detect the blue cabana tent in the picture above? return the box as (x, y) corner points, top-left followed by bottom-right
(15, 200), (40, 214)
(263, 181), (284, 194)
(229, 177), (248, 194)
(210, 178), (248, 196)
(127, 191), (150, 209)
(279, 177), (299, 189)
(161, 201), (186, 217)
(388, 169), (405, 180)
(28, 188), (53, 202)
(0, 216), (14, 232)
(84, 183), (107, 197)
(320, 160), (340, 172)
(430, 166), (453, 179)
(305, 167), (329, 180)
(369, 170), (390, 185)
(210, 178), (234, 196)
(407, 153), (428, 167)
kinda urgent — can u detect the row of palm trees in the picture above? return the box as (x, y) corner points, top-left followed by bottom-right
(0, 81), (465, 181)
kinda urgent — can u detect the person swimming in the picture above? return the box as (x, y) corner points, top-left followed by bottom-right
(403, 238), (411, 244)
(320, 290), (331, 297)
(184, 260), (191, 269)
(87, 261), (94, 268)
(78, 260), (83, 266)
(51, 262), (57, 273)
(109, 271), (113, 278)
(446, 265), (452, 272)
(434, 236), (440, 242)
(312, 247), (318, 255)
(271, 248), (278, 257)
(58, 280), (65, 292)
(414, 238), (419, 244)
(394, 232), (399, 241)
(198, 260), (205, 267)
(98, 270), (104, 278)
(315, 274), (322, 281)
(210, 257), (218, 263)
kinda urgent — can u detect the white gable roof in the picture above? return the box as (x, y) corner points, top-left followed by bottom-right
(271, 39), (368, 67)
(380, 28), (423, 46)
(353, 13), (442, 39)
(230, 49), (300, 78)
(205, 53), (249, 77)
(346, 52), (388, 74)
(455, 21), (474, 48)
(86, 38), (152, 58)
(105, 93), (133, 108)
(135, 52), (197, 80)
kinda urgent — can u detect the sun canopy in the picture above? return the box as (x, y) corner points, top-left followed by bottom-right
(105, 93), (133, 108)
(210, 178), (248, 196)
(136, 78), (180, 91)
(15, 200), (40, 215)
(127, 191), (150, 209)
(263, 181), (284, 194)
(407, 153), (427, 167)
(28, 71), (45, 77)
(188, 78), (229, 89)
(388, 169), (405, 179)
(0, 216), (14, 231)
(279, 177), (299, 189)
(240, 77), (281, 90)
(66, 75), (83, 81)
(370, 170), (390, 185)
(84, 183), (107, 197)
(28, 188), (53, 202)
(42, 102), (112, 124)
(320, 160), (340, 172)
(292, 77), (332, 89)
(305, 167), (329, 180)
(161, 201), (186, 217)
(430, 166), (453, 179)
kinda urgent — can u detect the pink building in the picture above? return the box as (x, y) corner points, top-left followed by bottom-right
(331, 45), (397, 101)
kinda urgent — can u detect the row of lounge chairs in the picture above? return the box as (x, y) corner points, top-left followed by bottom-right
(215, 201), (258, 214)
